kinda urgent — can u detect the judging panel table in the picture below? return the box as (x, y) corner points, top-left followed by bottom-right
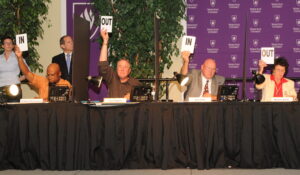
(0, 102), (299, 170)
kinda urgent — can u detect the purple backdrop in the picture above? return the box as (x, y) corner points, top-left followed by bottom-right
(188, 0), (300, 99)
(66, 0), (300, 100)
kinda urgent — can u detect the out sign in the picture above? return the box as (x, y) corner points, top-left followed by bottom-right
(261, 47), (274, 64)
(100, 16), (113, 33)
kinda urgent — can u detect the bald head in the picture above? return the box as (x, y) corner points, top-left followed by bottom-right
(201, 58), (217, 79)
(47, 63), (62, 83)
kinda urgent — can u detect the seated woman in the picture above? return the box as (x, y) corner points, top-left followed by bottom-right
(256, 57), (297, 101)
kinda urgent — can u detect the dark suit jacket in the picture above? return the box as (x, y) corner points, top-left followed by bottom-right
(184, 69), (225, 101)
(52, 53), (72, 84)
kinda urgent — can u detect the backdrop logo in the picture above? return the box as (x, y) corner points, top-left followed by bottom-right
(187, 0), (198, 9)
(210, 0), (216, 7)
(272, 0), (283, 8)
(253, 0), (259, 7)
(189, 15), (195, 23)
(272, 15), (283, 28)
(253, 39), (259, 47)
(274, 35), (280, 42)
(231, 74), (237, 78)
(249, 87), (255, 93)
(253, 19), (259, 27)
(297, 59), (300, 66)
(76, 6), (99, 40)
(229, 35), (240, 48)
(250, 18), (261, 33)
(231, 15), (238, 23)
(297, 39), (300, 47)
(231, 55), (237, 62)
(272, 35), (283, 48)
(210, 20), (216, 27)
(210, 40), (216, 47)
(207, 20), (219, 33)
(274, 14), (280, 22)
(253, 59), (258, 67)
(297, 0), (300, 7)
(228, 0), (240, 9)
(297, 19), (300, 26)
(231, 35), (237, 42)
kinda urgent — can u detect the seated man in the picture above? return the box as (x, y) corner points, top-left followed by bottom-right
(15, 46), (71, 101)
(256, 57), (297, 101)
(98, 29), (141, 99)
(180, 51), (225, 101)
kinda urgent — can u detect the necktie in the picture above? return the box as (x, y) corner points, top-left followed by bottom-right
(203, 80), (209, 95)
(66, 54), (71, 73)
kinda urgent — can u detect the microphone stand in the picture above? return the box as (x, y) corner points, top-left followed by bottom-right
(137, 78), (177, 102)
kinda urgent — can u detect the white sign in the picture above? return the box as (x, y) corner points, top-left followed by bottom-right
(103, 98), (127, 103)
(181, 36), (196, 53)
(261, 47), (274, 64)
(16, 33), (28, 51)
(270, 97), (293, 102)
(20, 98), (44, 103)
(100, 16), (113, 33)
(188, 97), (212, 102)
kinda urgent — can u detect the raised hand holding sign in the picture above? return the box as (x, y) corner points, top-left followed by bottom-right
(16, 33), (28, 52)
(100, 16), (113, 33)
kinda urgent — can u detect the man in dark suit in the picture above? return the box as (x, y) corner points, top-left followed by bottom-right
(52, 35), (73, 84)
(180, 51), (225, 101)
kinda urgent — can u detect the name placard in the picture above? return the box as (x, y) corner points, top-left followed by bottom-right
(181, 36), (196, 53)
(261, 47), (274, 64)
(188, 97), (212, 102)
(16, 33), (28, 51)
(100, 16), (113, 33)
(20, 98), (43, 103)
(270, 97), (293, 102)
(103, 98), (127, 103)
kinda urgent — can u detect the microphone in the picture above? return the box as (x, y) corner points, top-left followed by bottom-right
(174, 72), (189, 86)
(252, 70), (265, 85)
(86, 76), (103, 88)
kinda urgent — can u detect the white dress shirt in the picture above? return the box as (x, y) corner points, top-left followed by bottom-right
(200, 75), (212, 97)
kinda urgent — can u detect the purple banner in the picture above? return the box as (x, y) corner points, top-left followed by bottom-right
(187, 0), (300, 99)
(67, 0), (107, 100)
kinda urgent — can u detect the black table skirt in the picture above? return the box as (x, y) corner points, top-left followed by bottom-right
(0, 102), (299, 170)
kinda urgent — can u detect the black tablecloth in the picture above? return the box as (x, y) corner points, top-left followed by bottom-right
(0, 102), (299, 170)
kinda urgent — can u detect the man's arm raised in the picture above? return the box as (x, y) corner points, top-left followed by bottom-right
(180, 51), (190, 75)
(99, 29), (109, 62)
(15, 46), (34, 83)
